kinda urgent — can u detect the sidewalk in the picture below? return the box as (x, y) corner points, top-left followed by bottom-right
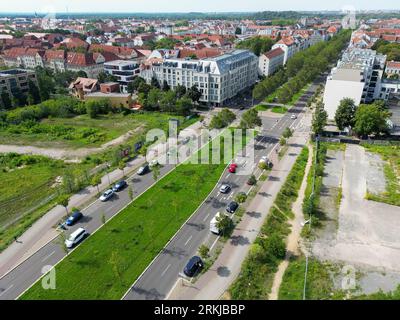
(168, 116), (311, 300)
(0, 118), (208, 279)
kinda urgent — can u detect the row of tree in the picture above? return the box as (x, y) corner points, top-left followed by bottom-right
(252, 30), (351, 102)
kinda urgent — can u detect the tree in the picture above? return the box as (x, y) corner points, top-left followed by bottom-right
(279, 137), (287, 146)
(334, 98), (357, 130)
(198, 245), (210, 259)
(160, 90), (176, 113)
(354, 104), (390, 137)
(152, 164), (160, 182)
(175, 85), (187, 98)
(312, 102), (328, 135)
(151, 76), (160, 89)
(161, 80), (170, 91)
(91, 174), (101, 195)
(118, 160), (126, 177)
(282, 127), (293, 139)
(187, 85), (202, 104)
(176, 96), (193, 116)
(58, 194), (70, 215)
(235, 27), (242, 35)
(265, 233), (286, 260)
(240, 108), (262, 129)
(216, 214), (232, 236)
(235, 192), (247, 203)
(1, 91), (12, 110)
(128, 77), (146, 93)
(28, 79), (41, 104)
(147, 88), (162, 110)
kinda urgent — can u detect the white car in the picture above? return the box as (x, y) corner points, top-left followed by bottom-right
(149, 159), (159, 167)
(219, 184), (231, 194)
(99, 189), (114, 202)
(65, 228), (87, 249)
(291, 114), (297, 119)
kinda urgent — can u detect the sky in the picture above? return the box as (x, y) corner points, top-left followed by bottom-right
(0, 0), (399, 13)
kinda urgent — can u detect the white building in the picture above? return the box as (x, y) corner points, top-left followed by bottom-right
(104, 60), (141, 93)
(323, 48), (387, 119)
(258, 48), (284, 77)
(141, 49), (258, 105)
(272, 37), (296, 65)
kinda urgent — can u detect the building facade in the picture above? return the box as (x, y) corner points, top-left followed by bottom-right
(141, 49), (258, 105)
(258, 48), (284, 77)
(0, 69), (37, 99)
(104, 60), (141, 93)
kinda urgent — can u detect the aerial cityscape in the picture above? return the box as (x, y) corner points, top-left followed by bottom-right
(0, 1), (400, 311)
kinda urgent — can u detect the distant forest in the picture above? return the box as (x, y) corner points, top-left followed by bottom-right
(1, 10), (400, 21)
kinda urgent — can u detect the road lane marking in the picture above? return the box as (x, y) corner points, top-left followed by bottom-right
(41, 250), (55, 263)
(0, 284), (14, 297)
(203, 213), (210, 222)
(161, 264), (171, 277)
(184, 235), (193, 246)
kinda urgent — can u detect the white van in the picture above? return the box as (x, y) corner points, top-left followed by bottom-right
(210, 212), (226, 235)
(65, 227), (87, 248)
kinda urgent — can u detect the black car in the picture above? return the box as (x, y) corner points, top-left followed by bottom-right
(183, 256), (204, 277)
(112, 180), (127, 192)
(65, 211), (83, 226)
(137, 164), (150, 175)
(226, 201), (239, 214)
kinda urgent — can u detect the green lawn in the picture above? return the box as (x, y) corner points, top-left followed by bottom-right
(0, 154), (89, 252)
(0, 113), (198, 149)
(254, 104), (287, 114)
(21, 129), (251, 300)
(363, 144), (400, 206)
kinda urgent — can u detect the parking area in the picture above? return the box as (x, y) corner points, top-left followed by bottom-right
(312, 144), (400, 293)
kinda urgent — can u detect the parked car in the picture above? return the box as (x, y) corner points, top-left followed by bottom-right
(259, 156), (273, 169)
(247, 175), (257, 186)
(183, 256), (204, 277)
(112, 180), (127, 192)
(149, 159), (159, 167)
(228, 163), (238, 173)
(239, 106), (245, 110)
(137, 164), (150, 175)
(291, 114), (297, 119)
(226, 201), (239, 214)
(65, 211), (83, 226)
(65, 228), (87, 249)
(100, 189), (114, 202)
(219, 184), (231, 194)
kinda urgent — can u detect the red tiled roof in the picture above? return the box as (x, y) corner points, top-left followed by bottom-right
(44, 49), (66, 60)
(66, 52), (96, 66)
(264, 48), (285, 59)
(179, 48), (222, 59)
(387, 61), (400, 69)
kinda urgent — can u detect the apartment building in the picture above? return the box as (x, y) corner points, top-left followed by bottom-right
(104, 60), (141, 93)
(323, 48), (387, 119)
(0, 69), (37, 98)
(141, 49), (258, 105)
(386, 61), (400, 77)
(258, 48), (285, 77)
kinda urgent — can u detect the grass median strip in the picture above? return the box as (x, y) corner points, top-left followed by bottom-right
(21, 130), (252, 300)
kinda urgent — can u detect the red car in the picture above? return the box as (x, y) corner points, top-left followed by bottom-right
(228, 163), (238, 173)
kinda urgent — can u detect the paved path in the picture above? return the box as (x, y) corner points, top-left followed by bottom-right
(167, 112), (312, 300)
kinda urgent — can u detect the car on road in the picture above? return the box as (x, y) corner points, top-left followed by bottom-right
(149, 159), (159, 167)
(228, 163), (238, 173)
(183, 256), (204, 277)
(65, 210), (83, 226)
(112, 180), (127, 192)
(226, 201), (239, 214)
(137, 164), (150, 175)
(65, 227), (87, 249)
(291, 114), (297, 119)
(219, 184), (231, 194)
(100, 189), (114, 202)
(259, 156), (273, 169)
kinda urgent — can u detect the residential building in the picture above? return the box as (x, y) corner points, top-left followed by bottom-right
(272, 37), (296, 65)
(0, 69), (37, 98)
(141, 49), (258, 105)
(104, 60), (141, 93)
(258, 48), (285, 77)
(69, 77), (99, 100)
(323, 48), (387, 119)
(386, 61), (400, 77)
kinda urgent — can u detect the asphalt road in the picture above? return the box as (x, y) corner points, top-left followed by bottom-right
(123, 81), (321, 300)
(0, 79), (320, 300)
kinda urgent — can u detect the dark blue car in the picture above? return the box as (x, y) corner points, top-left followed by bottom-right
(112, 180), (127, 192)
(183, 256), (204, 277)
(66, 211), (83, 226)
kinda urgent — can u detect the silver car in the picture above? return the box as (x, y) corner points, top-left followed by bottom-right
(219, 184), (231, 194)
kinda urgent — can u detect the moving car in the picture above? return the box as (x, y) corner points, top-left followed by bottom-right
(183, 256), (204, 277)
(228, 163), (238, 173)
(65, 228), (87, 249)
(65, 211), (83, 226)
(219, 184), (231, 194)
(112, 180), (127, 192)
(100, 189), (114, 202)
(226, 201), (239, 214)
(291, 114), (297, 119)
(137, 164), (150, 175)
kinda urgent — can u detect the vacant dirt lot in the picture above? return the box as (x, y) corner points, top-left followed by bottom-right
(312, 144), (400, 294)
